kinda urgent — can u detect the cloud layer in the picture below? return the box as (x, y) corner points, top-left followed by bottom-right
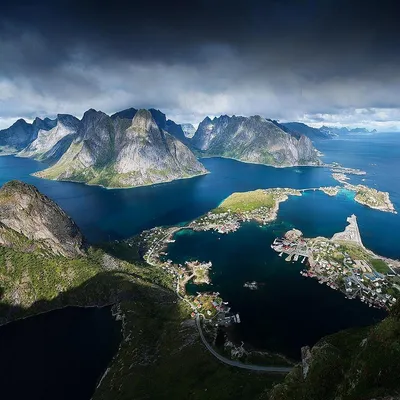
(1, 0), (400, 130)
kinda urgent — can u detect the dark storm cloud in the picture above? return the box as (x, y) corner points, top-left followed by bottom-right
(1, 0), (400, 129)
(2, 0), (400, 68)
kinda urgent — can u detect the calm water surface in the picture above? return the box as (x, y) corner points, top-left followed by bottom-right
(0, 306), (121, 400)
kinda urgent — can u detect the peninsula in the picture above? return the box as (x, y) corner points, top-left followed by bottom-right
(272, 215), (400, 310)
(331, 172), (396, 213)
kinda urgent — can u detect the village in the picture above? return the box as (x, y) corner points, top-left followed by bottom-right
(189, 188), (302, 233)
(271, 216), (400, 310)
(330, 171), (396, 213)
(139, 226), (242, 326)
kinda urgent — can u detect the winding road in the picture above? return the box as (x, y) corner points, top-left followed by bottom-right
(195, 315), (293, 374)
(146, 227), (293, 374)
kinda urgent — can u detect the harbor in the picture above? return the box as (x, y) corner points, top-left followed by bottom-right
(271, 215), (400, 310)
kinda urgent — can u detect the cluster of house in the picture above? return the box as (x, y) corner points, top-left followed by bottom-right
(309, 242), (397, 309)
(190, 211), (241, 233)
(188, 292), (240, 325)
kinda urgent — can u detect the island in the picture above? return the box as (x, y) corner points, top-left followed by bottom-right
(189, 188), (302, 233)
(347, 183), (397, 213)
(330, 165), (367, 176)
(331, 171), (396, 213)
(318, 186), (341, 196)
(331, 172), (350, 183)
(272, 215), (400, 310)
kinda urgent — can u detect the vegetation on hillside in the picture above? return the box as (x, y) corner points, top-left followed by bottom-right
(267, 302), (400, 400)
(0, 241), (283, 399)
(216, 190), (275, 213)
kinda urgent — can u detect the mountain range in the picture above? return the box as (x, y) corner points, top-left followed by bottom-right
(0, 117), (57, 154)
(0, 108), (331, 188)
(319, 126), (378, 136)
(35, 109), (207, 188)
(191, 115), (321, 166)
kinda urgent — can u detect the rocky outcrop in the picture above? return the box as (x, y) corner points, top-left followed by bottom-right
(112, 107), (190, 145)
(0, 117), (56, 154)
(0, 180), (85, 257)
(18, 114), (80, 162)
(181, 123), (196, 138)
(35, 109), (207, 188)
(191, 115), (321, 166)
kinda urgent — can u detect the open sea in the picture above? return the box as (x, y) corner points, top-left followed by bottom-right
(0, 132), (399, 367)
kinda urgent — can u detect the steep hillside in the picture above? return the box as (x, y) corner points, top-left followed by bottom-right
(35, 109), (207, 188)
(0, 117), (56, 154)
(0, 180), (85, 257)
(268, 304), (400, 400)
(181, 123), (196, 138)
(18, 114), (80, 162)
(192, 115), (321, 166)
(0, 181), (280, 399)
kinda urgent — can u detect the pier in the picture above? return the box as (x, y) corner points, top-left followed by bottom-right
(272, 232), (309, 263)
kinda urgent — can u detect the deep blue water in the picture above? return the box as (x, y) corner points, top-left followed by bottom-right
(167, 224), (385, 359)
(0, 132), (399, 360)
(0, 307), (121, 400)
(0, 155), (336, 243)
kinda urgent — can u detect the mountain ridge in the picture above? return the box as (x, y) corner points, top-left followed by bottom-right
(34, 109), (207, 188)
(191, 114), (321, 167)
(18, 114), (80, 162)
(0, 117), (57, 154)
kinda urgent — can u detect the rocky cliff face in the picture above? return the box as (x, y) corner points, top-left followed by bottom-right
(18, 114), (80, 162)
(35, 109), (207, 188)
(0, 181), (85, 257)
(191, 115), (321, 166)
(181, 123), (196, 138)
(0, 117), (56, 153)
(113, 107), (190, 145)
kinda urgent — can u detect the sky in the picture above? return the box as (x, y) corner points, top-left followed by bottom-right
(1, 0), (400, 131)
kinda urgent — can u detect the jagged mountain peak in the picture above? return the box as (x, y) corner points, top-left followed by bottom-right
(181, 123), (196, 138)
(149, 108), (167, 130)
(80, 109), (111, 134)
(110, 107), (137, 120)
(18, 114), (80, 162)
(81, 109), (113, 125)
(202, 116), (212, 122)
(191, 113), (320, 166)
(130, 109), (161, 133)
(13, 118), (29, 127)
(57, 114), (80, 127)
(35, 107), (207, 188)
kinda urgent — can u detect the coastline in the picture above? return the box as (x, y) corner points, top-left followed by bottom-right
(199, 155), (325, 169)
(31, 168), (210, 190)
